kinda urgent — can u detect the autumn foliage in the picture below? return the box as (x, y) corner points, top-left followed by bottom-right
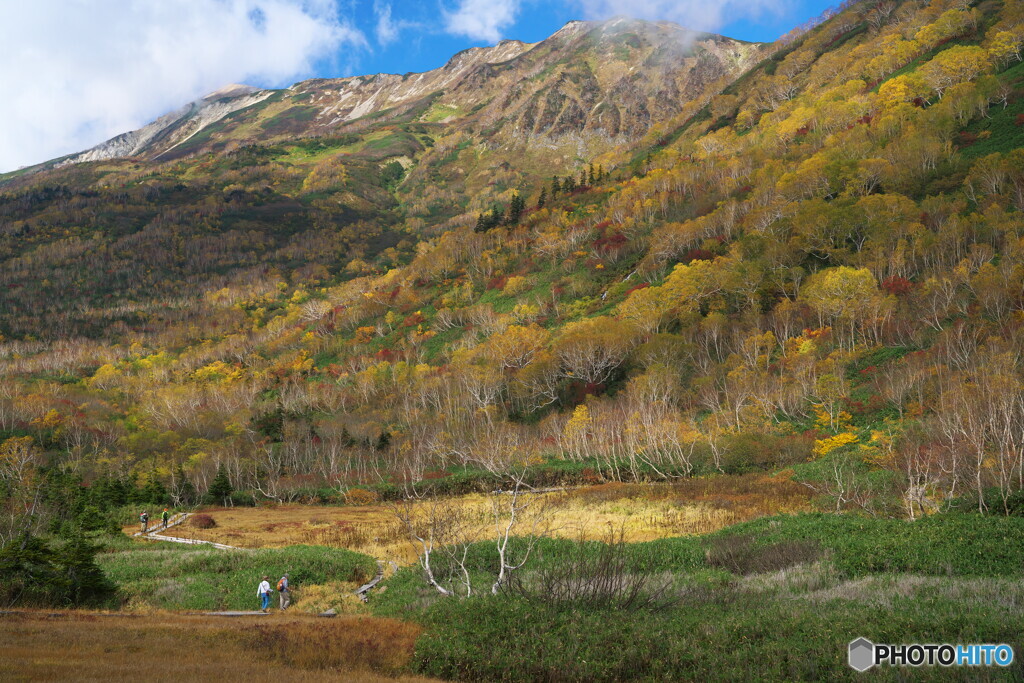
(2, 0), (1024, 524)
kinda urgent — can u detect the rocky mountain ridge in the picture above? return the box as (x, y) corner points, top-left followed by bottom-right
(46, 18), (763, 168)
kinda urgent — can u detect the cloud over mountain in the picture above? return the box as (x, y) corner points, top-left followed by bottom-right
(0, 0), (365, 172)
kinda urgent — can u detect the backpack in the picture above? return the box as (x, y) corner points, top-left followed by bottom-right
(277, 578), (286, 591)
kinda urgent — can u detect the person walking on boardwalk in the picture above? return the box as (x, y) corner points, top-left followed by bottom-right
(277, 573), (290, 610)
(139, 510), (149, 533)
(258, 575), (272, 612)
(161, 508), (170, 529)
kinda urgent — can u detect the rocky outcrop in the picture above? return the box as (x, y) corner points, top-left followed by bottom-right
(53, 18), (764, 167)
(62, 85), (271, 166)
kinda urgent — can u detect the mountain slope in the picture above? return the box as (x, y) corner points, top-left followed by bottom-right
(2, 0), (1024, 520)
(46, 19), (760, 167)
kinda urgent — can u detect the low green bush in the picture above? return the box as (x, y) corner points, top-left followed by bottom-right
(373, 512), (1024, 681)
(98, 543), (376, 611)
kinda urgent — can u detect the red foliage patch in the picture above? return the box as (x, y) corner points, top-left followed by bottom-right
(487, 275), (508, 290)
(190, 514), (217, 529)
(402, 312), (425, 327)
(881, 275), (913, 296)
(567, 380), (606, 405)
(624, 282), (650, 296)
(1015, 113), (1024, 127)
(593, 231), (628, 256)
(375, 348), (398, 362)
(956, 131), (978, 147)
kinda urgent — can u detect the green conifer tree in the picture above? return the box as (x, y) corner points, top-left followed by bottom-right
(208, 464), (234, 506)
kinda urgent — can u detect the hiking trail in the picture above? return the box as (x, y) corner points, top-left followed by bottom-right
(133, 512), (391, 604)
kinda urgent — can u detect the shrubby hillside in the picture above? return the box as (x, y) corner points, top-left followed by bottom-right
(2, 0), (1024, 528)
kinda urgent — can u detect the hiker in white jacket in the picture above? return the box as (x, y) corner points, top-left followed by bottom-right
(258, 576), (272, 612)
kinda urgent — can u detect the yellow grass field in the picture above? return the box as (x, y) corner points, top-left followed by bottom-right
(137, 472), (810, 565)
(0, 611), (439, 682)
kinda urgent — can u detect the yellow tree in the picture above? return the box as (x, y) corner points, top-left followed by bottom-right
(554, 317), (637, 385)
(800, 266), (885, 349)
(988, 28), (1024, 66)
(919, 46), (992, 97)
(484, 324), (550, 371)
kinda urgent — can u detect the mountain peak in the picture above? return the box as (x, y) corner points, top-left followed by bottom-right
(203, 83), (259, 101)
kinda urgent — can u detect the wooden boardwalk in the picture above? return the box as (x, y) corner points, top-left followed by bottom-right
(132, 511), (390, 602)
(134, 513), (241, 550)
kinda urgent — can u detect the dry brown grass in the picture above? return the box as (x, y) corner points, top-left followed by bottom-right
(135, 472), (810, 565)
(242, 616), (421, 674)
(0, 610), (437, 683)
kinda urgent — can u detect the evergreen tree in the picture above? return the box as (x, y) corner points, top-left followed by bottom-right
(505, 192), (525, 225)
(551, 175), (561, 198)
(475, 207), (504, 232)
(0, 533), (115, 608)
(376, 430), (391, 451)
(588, 163), (595, 186)
(537, 187), (547, 209)
(208, 464), (234, 506)
(597, 164), (605, 182)
(141, 473), (168, 505)
(56, 535), (116, 606)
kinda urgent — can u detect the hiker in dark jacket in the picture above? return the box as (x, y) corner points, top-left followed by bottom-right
(140, 511), (149, 533)
(278, 573), (290, 610)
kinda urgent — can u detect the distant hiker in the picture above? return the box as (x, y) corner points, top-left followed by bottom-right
(258, 575), (272, 612)
(161, 508), (170, 528)
(140, 511), (149, 533)
(277, 573), (290, 610)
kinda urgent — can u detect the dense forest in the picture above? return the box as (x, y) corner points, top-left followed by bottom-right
(3, 0), (1024, 545)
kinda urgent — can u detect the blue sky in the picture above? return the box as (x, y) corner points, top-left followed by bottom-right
(2, 0), (836, 172)
(329, 0), (835, 78)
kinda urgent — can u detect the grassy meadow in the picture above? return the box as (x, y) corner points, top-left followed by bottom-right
(3, 477), (1021, 680)
(167, 473), (811, 564)
(372, 513), (1024, 681)
(96, 543), (375, 612)
(0, 611), (436, 683)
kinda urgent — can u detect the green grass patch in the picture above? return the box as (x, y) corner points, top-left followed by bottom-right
(959, 95), (1024, 158)
(98, 543), (376, 611)
(374, 512), (1024, 681)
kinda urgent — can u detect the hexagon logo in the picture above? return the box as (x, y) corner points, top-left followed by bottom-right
(849, 637), (875, 672)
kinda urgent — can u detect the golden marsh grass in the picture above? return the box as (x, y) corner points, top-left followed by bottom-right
(152, 472), (810, 565)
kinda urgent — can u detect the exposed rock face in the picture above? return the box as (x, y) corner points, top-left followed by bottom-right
(62, 86), (272, 165)
(53, 18), (762, 167)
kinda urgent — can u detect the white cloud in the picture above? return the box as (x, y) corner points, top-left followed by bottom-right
(572, 0), (788, 34)
(444, 0), (521, 42)
(374, 1), (399, 45)
(0, 0), (366, 172)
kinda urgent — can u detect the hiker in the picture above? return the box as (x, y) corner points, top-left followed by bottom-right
(258, 575), (272, 612)
(140, 510), (149, 533)
(277, 573), (290, 610)
(161, 508), (170, 528)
